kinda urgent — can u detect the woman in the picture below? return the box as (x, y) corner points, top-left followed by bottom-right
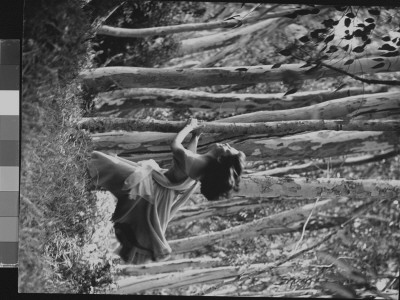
(88, 118), (246, 264)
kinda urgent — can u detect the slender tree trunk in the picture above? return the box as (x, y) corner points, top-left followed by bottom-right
(177, 16), (289, 55)
(79, 57), (400, 91)
(93, 86), (386, 117)
(113, 262), (275, 294)
(235, 176), (400, 199)
(92, 130), (400, 162)
(77, 118), (400, 134)
(216, 92), (400, 122)
(115, 257), (221, 276)
(247, 150), (399, 176)
(96, 10), (294, 38)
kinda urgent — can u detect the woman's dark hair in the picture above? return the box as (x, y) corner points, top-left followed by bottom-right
(199, 151), (246, 200)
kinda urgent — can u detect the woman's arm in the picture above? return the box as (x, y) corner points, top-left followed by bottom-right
(170, 118), (199, 154)
(186, 132), (202, 154)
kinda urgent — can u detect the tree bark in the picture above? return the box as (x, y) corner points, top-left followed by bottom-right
(113, 262), (275, 294)
(216, 92), (400, 123)
(79, 57), (400, 91)
(92, 130), (400, 162)
(78, 118), (400, 134)
(169, 198), (340, 254)
(96, 10), (294, 38)
(235, 176), (400, 199)
(248, 150), (399, 176)
(115, 257), (221, 276)
(93, 86), (386, 117)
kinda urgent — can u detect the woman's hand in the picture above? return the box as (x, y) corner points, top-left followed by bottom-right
(186, 117), (199, 130)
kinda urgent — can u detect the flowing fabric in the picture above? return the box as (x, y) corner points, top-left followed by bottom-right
(88, 151), (199, 264)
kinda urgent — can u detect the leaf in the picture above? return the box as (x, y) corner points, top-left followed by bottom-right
(344, 34), (353, 40)
(284, 88), (298, 96)
(342, 44), (350, 51)
(365, 17), (375, 23)
(299, 35), (310, 43)
(322, 18), (334, 28)
(353, 29), (364, 37)
(382, 36), (391, 42)
(310, 8), (320, 14)
(235, 67), (248, 72)
(372, 58), (384, 61)
(356, 23), (365, 28)
(352, 46), (364, 53)
(324, 34), (335, 43)
(326, 45), (338, 53)
(368, 9), (380, 16)
(381, 50), (399, 57)
(344, 18), (351, 27)
(372, 62), (385, 69)
(379, 44), (396, 51)
(344, 59), (354, 65)
(346, 12), (356, 18)
(271, 63), (282, 69)
(279, 48), (293, 56)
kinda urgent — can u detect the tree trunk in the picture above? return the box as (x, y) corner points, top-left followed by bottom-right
(177, 15), (290, 55)
(113, 262), (275, 294)
(115, 257), (221, 276)
(235, 176), (400, 199)
(96, 9), (294, 38)
(247, 150), (399, 176)
(169, 198), (340, 254)
(78, 118), (400, 134)
(92, 130), (400, 162)
(79, 57), (400, 91)
(93, 86), (386, 117)
(216, 92), (400, 123)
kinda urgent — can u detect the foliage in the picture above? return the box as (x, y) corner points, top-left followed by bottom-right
(20, 0), (114, 293)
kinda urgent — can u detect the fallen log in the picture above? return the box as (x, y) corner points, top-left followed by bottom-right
(115, 257), (221, 276)
(77, 118), (400, 134)
(235, 176), (400, 199)
(248, 150), (399, 176)
(93, 86), (387, 117)
(216, 91), (400, 122)
(93, 130), (399, 162)
(79, 57), (400, 90)
(96, 9), (293, 38)
(113, 262), (271, 294)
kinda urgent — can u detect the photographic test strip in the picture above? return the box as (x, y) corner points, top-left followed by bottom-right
(0, 39), (20, 266)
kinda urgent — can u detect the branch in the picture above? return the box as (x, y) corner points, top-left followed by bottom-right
(320, 61), (400, 86)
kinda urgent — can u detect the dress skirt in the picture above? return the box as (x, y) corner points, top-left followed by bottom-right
(88, 151), (198, 264)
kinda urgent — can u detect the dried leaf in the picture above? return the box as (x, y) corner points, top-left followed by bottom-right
(344, 18), (351, 27)
(284, 88), (298, 96)
(371, 62), (385, 69)
(271, 63), (282, 69)
(344, 59), (354, 65)
(324, 34), (335, 43)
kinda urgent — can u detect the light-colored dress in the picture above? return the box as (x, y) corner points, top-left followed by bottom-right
(88, 151), (199, 264)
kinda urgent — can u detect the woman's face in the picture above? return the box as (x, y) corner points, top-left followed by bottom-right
(211, 143), (240, 157)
